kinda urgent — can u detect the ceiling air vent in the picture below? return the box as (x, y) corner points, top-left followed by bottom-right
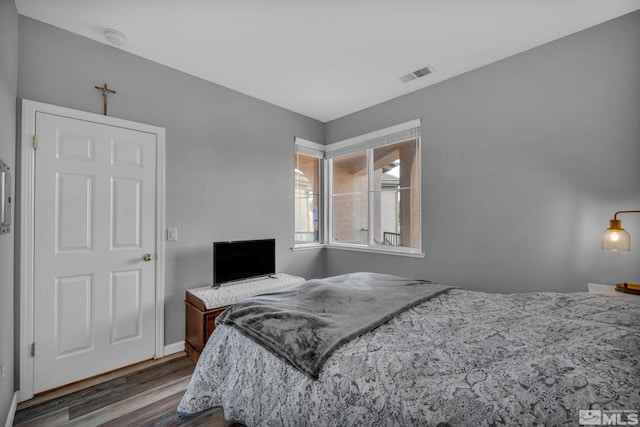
(400, 65), (434, 83)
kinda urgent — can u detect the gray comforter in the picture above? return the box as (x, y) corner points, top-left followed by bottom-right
(215, 272), (452, 378)
(179, 277), (640, 426)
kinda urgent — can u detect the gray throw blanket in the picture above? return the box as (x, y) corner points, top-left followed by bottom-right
(215, 272), (452, 379)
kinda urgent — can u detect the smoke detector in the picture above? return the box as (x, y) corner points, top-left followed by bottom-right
(104, 29), (127, 47)
(400, 65), (435, 83)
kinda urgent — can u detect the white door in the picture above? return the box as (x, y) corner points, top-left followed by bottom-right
(33, 112), (157, 393)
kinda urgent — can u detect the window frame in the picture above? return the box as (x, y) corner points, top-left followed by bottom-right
(293, 120), (424, 258)
(294, 138), (326, 249)
(327, 137), (423, 257)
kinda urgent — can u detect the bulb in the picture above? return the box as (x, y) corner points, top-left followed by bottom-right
(602, 224), (630, 251)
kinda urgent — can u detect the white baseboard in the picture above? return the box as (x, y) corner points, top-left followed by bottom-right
(4, 391), (19, 427)
(163, 341), (185, 356)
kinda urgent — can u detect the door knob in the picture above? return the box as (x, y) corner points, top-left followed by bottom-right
(143, 253), (153, 261)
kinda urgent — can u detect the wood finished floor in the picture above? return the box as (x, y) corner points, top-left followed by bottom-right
(13, 352), (242, 427)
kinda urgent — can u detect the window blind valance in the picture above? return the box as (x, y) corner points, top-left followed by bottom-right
(325, 119), (421, 159)
(294, 137), (325, 159)
(295, 119), (421, 159)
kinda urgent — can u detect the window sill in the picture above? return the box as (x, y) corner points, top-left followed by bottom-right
(291, 243), (324, 251)
(327, 243), (425, 258)
(292, 243), (425, 258)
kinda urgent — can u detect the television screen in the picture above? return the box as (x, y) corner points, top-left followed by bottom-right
(213, 238), (276, 286)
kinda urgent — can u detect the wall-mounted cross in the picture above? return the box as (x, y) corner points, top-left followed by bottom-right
(95, 83), (117, 116)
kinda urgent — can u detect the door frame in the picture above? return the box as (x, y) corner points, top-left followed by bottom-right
(18, 99), (166, 401)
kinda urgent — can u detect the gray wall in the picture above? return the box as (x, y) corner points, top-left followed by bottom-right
(17, 16), (325, 345)
(0, 0), (18, 422)
(325, 10), (640, 293)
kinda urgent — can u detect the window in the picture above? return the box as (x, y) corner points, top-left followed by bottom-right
(294, 138), (324, 246)
(293, 120), (421, 256)
(327, 120), (421, 253)
(372, 139), (420, 248)
(330, 151), (368, 244)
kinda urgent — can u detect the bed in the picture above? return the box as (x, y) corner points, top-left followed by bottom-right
(178, 272), (640, 426)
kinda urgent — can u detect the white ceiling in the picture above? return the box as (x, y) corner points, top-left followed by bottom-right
(15, 0), (640, 122)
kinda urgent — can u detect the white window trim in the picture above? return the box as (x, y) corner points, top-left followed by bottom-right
(290, 242), (324, 251)
(325, 118), (421, 158)
(294, 137), (325, 248)
(327, 243), (425, 258)
(327, 120), (423, 256)
(294, 137), (325, 158)
(293, 120), (424, 259)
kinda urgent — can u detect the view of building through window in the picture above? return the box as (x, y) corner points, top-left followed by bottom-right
(294, 122), (421, 253)
(331, 151), (368, 244)
(294, 153), (320, 244)
(372, 139), (420, 248)
(331, 138), (420, 250)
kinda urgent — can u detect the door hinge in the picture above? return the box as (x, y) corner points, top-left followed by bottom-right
(32, 134), (38, 150)
(31, 342), (35, 357)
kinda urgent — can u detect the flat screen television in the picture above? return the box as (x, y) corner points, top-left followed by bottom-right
(213, 238), (276, 286)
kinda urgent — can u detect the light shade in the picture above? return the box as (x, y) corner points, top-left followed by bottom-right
(602, 219), (630, 251)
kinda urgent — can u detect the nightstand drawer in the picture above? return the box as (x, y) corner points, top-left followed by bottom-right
(185, 301), (227, 363)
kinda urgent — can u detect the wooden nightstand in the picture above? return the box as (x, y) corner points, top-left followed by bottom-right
(587, 283), (640, 300)
(184, 296), (227, 363)
(184, 274), (305, 362)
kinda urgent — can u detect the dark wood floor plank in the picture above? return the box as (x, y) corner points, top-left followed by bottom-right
(126, 356), (195, 386)
(13, 406), (69, 427)
(14, 353), (238, 427)
(17, 353), (186, 413)
(98, 390), (186, 427)
(68, 357), (195, 418)
(143, 405), (233, 427)
(66, 375), (193, 426)
(12, 377), (128, 424)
